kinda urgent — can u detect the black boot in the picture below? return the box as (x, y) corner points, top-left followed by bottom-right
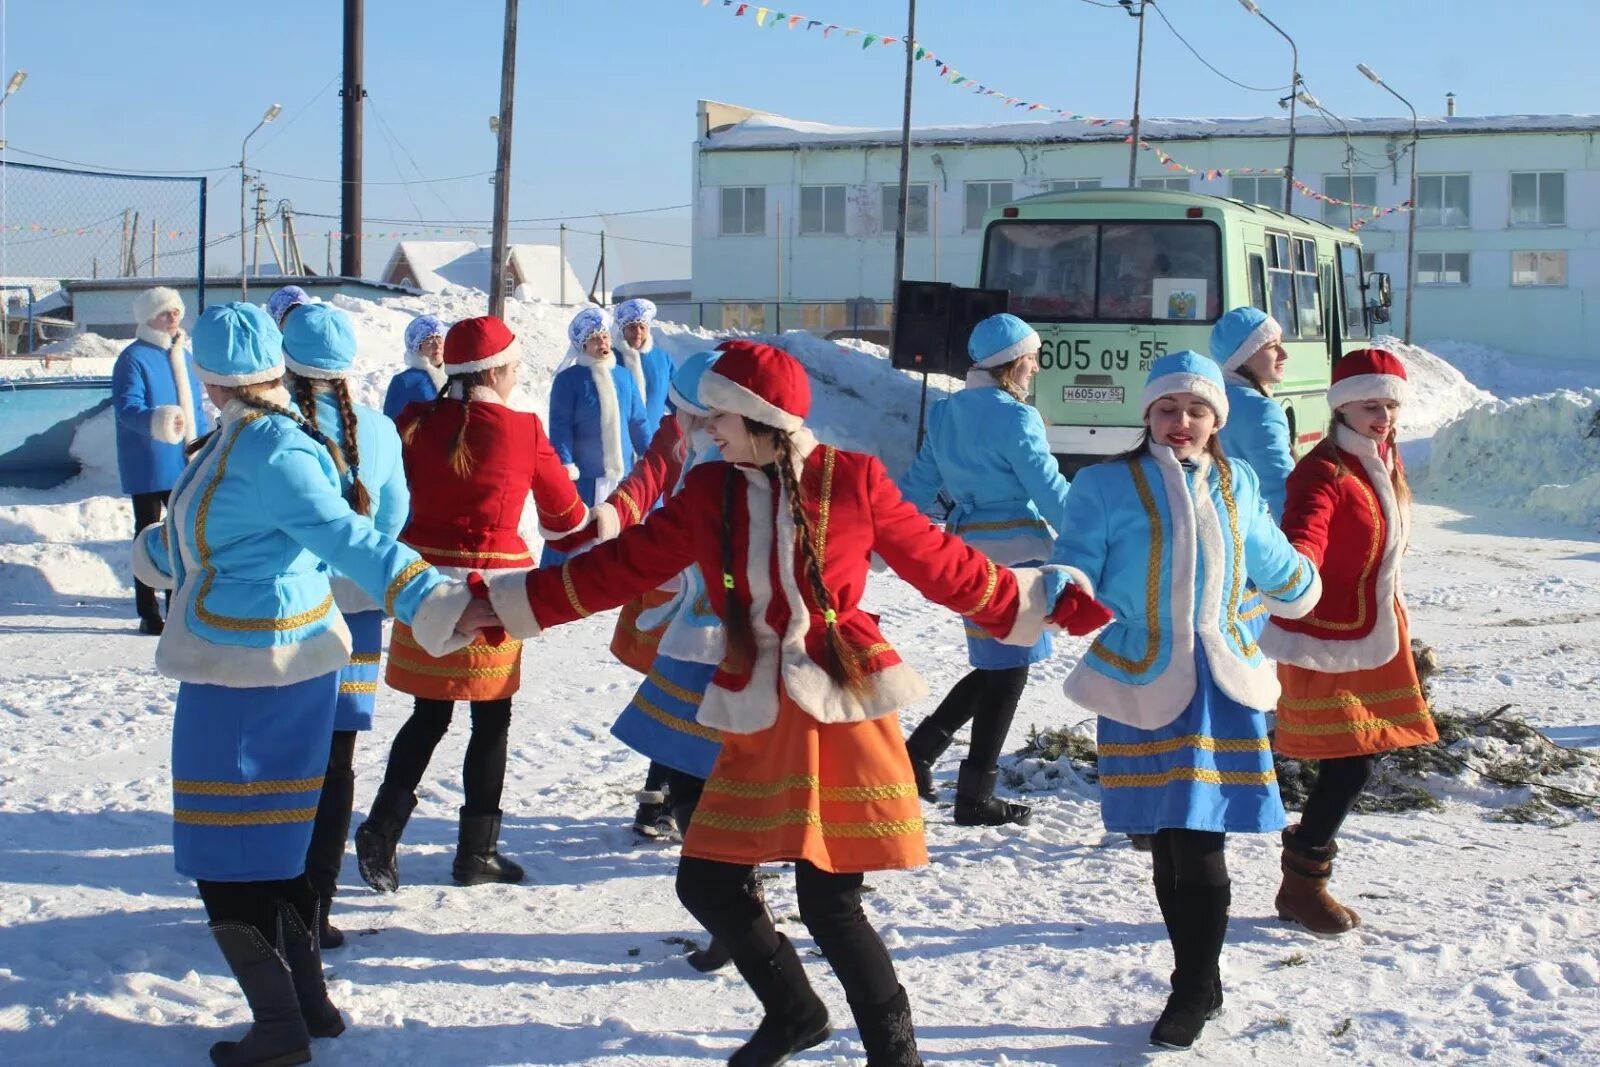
(316, 896), (344, 951)
(852, 985), (923, 1066)
(632, 788), (679, 840)
(903, 721), (954, 803)
(276, 901), (346, 1040)
(206, 921), (311, 1067)
(353, 784), (417, 893)
(952, 761), (1031, 827)
(687, 935), (733, 973)
(452, 808), (525, 886)
(1149, 883), (1230, 1051)
(728, 934), (832, 1066)
(1154, 878), (1223, 1023)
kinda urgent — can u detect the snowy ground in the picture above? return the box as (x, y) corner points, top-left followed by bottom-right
(1, 299), (1598, 1065)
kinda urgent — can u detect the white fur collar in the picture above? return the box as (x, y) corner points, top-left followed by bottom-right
(578, 353), (625, 477)
(405, 349), (447, 390)
(614, 338), (649, 400)
(443, 381), (506, 406)
(220, 383), (294, 425)
(136, 324), (183, 350)
(964, 368), (999, 391)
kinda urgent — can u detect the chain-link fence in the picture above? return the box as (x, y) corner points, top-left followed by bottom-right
(0, 159), (208, 353)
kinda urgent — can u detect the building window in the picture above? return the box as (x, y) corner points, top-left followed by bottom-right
(1417, 174), (1470, 228)
(720, 186), (766, 236)
(1321, 175), (1377, 225)
(1416, 252), (1470, 285)
(719, 302), (768, 330)
(1231, 175), (1285, 209)
(1139, 177), (1192, 192)
(1511, 172), (1565, 227)
(880, 183), (930, 235)
(1048, 179), (1102, 193)
(799, 184), (847, 235)
(964, 181), (1014, 231)
(1512, 251), (1567, 286)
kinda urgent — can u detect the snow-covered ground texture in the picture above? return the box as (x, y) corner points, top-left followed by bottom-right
(1369, 335), (1495, 440)
(2, 293), (1598, 1065)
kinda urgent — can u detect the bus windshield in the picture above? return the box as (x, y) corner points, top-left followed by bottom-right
(982, 220), (1222, 324)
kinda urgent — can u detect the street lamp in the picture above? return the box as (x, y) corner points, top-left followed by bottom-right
(1236, 0), (1299, 213)
(239, 103), (283, 297)
(1120, 0), (1148, 188)
(1358, 62), (1418, 344)
(2, 70), (26, 103)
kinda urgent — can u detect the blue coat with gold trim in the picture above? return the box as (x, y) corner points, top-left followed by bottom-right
(1048, 444), (1322, 729)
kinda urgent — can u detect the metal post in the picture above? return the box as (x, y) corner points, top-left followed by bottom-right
(891, 0), (917, 303)
(931, 189), (940, 281)
(1238, 2), (1299, 211)
(1358, 63), (1419, 343)
(151, 219), (158, 274)
(488, 0), (518, 318)
(240, 104), (281, 295)
(775, 200), (783, 310)
(558, 223), (567, 304)
(1125, 1), (1146, 188)
(197, 178), (208, 312)
(340, 0), (365, 278)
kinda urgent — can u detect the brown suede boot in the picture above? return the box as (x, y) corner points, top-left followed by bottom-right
(1275, 825), (1361, 936)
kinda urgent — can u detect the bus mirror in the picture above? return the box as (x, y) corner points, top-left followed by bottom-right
(1369, 271), (1393, 307)
(1370, 302), (1392, 324)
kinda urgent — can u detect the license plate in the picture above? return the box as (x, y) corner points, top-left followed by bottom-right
(1062, 386), (1125, 404)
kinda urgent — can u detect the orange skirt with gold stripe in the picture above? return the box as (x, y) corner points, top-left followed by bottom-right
(1275, 605), (1437, 760)
(683, 687), (927, 875)
(609, 587), (677, 675)
(385, 622), (523, 702)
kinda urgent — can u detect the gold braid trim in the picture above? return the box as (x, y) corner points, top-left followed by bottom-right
(1260, 561), (1307, 599)
(693, 808), (924, 838)
(1301, 475), (1381, 632)
(173, 775), (323, 797)
(644, 667), (703, 705)
(1100, 767), (1277, 789)
(385, 559), (433, 616)
(349, 653), (382, 666)
(409, 544), (533, 563)
(1098, 733), (1270, 758)
(1276, 708), (1431, 736)
(1090, 460), (1163, 673)
(1217, 459), (1259, 657)
(703, 774), (918, 803)
(174, 806), (318, 827)
(387, 652), (517, 680)
(561, 561), (591, 618)
(957, 517), (1051, 534)
(961, 560), (1000, 618)
(1278, 687), (1426, 714)
(815, 447), (836, 568)
(391, 628), (521, 656)
(615, 488), (643, 527)
(629, 693), (722, 742)
(339, 681), (379, 695)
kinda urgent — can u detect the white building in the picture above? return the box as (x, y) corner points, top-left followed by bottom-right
(382, 241), (586, 305)
(692, 100), (1600, 360)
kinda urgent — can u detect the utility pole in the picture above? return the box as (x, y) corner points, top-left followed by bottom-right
(558, 223), (568, 304)
(340, 0), (365, 278)
(1238, 1), (1299, 211)
(488, 0), (519, 318)
(891, 0), (917, 302)
(1122, 0), (1148, 187)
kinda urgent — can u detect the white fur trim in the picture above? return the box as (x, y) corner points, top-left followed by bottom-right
(151, 405), (186, 445)
(404, 348), (448, 390)
(699, 370), (805, 433)
(615, 338), (649, 400)
(973, 331), (1041, 369)
(134, 286), (184, 325)
(155, 581), (355, 688)
(1141, 372), (1229, 428)
(445, 348), (518, 376)
(998, 566), (1050, 646)
(330, 576), (381, 615)
(583, 354), (626, 479)
(961, 531), (1054, 568)
(131, 524), (174, 590)
(136, 323), (178, 349)
(443, 381), (507, 406)
(198, 363), (284, 387)
(283, 356), (351, 381)
(563, 463), (580, 481)
(963, 368), (1000, 392)
(138, 327), (200, 443)
(1328, 372), (1409, 411)
(1221, 317), (1282, 372)
(1055, 564), (1096, 601)
(696, 468), (783, 733)
(779, 658), (928, 730)
(592, 501), (620, 541)
(669, 381), (710, 417)
(483, 569), (541, 640)
(537, 498), (593, 541)
(660, 614), (727, 665)
(1259, 562), (1321, 620)
(407, 579), (477, 658)
(1192, 462), (1281, 711)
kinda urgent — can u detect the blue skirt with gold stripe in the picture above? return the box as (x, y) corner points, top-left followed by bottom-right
(171, 672), (338, 881)
(964, 558), (1052, 669)
(334, 610), (384, 732)
(1095, 648), (1285, 835)
(610, 653), (721, 780)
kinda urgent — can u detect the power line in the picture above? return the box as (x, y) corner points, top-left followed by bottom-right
(292, 203), (690, 225)
(1, 147), (234, 176)
(1147, 1), (1292, 94)
(368, 96), (462, 224)
(250, 73), (342, 156)
(252, 165), (495, 186)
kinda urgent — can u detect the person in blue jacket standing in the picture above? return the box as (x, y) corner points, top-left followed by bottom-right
(282, 302), (412, 951)
(613, 297), (674, 434)
(1048, 350), (1321, 1051)
(131, 301), (482, 1067)
(1208, 307), (1295, 519)
(542, 306), (650, 565)
(899, 313), (1071, 827)
(382, 314), (447, 419)
(112, 286), (211, 634)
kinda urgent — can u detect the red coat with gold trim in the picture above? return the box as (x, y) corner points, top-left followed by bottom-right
(485, 430), (1052, 734)
(396, 388), (587, 571)
(1260, 424), (1409, 673)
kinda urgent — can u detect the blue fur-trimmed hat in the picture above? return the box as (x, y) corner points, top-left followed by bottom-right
(267, 285), (311, 325)
(669, 350), (720, 416)
(614, 297), (657, 328)
(192, 302), (284, 387)
(1209, 306), (1283, 373)
(967, 312), (1040, 369)
(403, 314), (446, 354)
(1142, 350), (1229, 427)
(567, 306), (612, 351)
(281, 303), (358, 380)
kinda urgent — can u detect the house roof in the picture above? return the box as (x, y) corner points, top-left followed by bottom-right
(386, 240), (585, 302)
(382, 240), (479, 291)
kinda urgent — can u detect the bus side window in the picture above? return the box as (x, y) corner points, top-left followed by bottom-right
(1294, 238), (1323, 338)
(1338, 243), (1369, 339)
(1249, 254), (1268, 313)
(1267, 233), (1299, 338)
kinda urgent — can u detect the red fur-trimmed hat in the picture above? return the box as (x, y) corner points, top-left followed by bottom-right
(443, 316), (517, 375)
(1328, 347), (1409, 410)
(699, 340), (810, 433)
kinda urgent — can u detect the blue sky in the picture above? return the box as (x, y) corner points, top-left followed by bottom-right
(1, 0), (1595, 285)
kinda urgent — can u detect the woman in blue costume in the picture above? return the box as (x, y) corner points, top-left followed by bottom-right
(899, 313), (1071, 826)
(1048, 351), (1321, 1052)
(133, 303), (479, 1067)
(281, 302), (412, 951)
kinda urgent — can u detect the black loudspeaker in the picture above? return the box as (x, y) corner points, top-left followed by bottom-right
(890, 280), (953, 374)
(945, 286), (1010, 366)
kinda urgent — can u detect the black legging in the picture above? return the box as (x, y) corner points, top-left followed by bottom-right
(130, 490), (170, 620)
(676, 856), (900, 1008)
(305, 730), (358, 900)
(379, 697), (512, 813)
(664, 768), (706, 832)
(1150, 828), (1230, 889)
(920, 664), (1030, 767)
(198, 874), (317, 943)
(1296, 755), (1376, 847)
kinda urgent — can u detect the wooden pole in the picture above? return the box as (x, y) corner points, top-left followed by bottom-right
(488, 0), (519, 318)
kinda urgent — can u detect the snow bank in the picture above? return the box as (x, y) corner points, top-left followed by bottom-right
(1422, 388), (1600, 528)
(1370, 334), (1495, 438)
(0, 331), (124, 378)
(1424, 339), (1597, 399)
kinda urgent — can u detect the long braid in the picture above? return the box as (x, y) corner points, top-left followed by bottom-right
(773, 431), (867, 694)
(445, 372), (483, 478)
(718, 466), (756, 673)
(232, 381), (351, 481)
(331, 380), (373, 515)
(290, 375), (321, 434)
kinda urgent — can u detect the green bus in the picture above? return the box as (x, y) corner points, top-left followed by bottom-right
(977, 188), (1391, 473)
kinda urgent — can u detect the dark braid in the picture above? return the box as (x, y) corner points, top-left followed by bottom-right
(231, 381), (352, 484)
(286, 375), (370, 515)
(290, 375), (322, 433)
(772, 430), (867, 695)
(397, 371), (485, 480)
(718, 466), (756, 674)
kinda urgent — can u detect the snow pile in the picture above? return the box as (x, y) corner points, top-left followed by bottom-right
(1424, 339), (1597, 399)
(1370, 334), (1495, 438)
(1, 331), (124, 378)
(1422, 388), (1600, 527)
(68, 408), (121, 492)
